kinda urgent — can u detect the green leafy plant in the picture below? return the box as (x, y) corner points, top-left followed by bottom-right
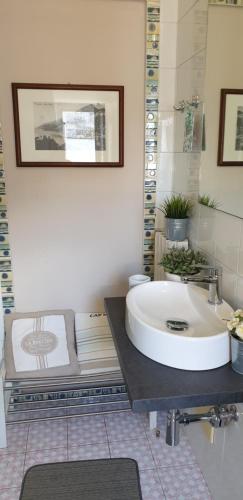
(160, 248), (207, 276)
(198, 194), (218, 209)
(160, 194), (193, 219)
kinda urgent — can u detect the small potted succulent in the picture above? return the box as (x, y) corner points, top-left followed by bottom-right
(160, 194), (193, 241)
(160, 248), (207, 281)
(227, 310), (243, 374)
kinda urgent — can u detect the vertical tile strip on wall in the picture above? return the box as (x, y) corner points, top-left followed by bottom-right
(0, 126), (14, 314)
(144, 0), (160, 277)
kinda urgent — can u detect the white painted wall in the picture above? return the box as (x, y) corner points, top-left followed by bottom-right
(0, 0), (145, 312)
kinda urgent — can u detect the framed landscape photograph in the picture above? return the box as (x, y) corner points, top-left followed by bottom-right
(218, 88), (243, 166)
(12, 83), (124, 167)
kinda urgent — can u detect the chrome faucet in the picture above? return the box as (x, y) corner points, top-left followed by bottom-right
(181, 265), (223, 305)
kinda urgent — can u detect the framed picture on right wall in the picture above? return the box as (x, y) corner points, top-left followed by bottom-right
(218, 88), (243, 166)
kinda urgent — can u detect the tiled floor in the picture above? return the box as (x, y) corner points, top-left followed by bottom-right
(0, 411), (212, 500)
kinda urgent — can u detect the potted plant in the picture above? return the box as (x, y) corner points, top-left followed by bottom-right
(160, 248), (207, 281)
(198, 194), (218, 209)
(160, 194), (193, 241)
(227, 310), (243, 374)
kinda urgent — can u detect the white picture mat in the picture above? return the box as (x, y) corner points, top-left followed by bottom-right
(223, 94), (243, 161)
(18, 88), (119, 163)
(12, 315), (70, 372)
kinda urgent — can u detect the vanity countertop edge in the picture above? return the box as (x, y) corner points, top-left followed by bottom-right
(104, 296), (243, 412)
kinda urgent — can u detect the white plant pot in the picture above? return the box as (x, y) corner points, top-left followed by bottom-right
(164, 271), (201, 286)
(164, 272), (181, 282)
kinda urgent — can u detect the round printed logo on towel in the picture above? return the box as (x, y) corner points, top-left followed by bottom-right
(21, 331), (57, 356)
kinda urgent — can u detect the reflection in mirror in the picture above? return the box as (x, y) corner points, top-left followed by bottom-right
(199, 6), (243, 218)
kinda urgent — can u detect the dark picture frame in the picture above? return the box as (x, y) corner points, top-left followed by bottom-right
(12, 83), (124, 167)
(218, 88), (243, 166)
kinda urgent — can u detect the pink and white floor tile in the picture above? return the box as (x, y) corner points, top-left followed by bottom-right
(0, 411), (213, 500)
(0, 489), (21, 500)
(147, 430), (197, 468)
(109, 438), (156, 471)
(0, 453), (25, 489)
(139, 468), (166, 500)
(24, 447), (68, 472)
(145, 413), (197, 469)
(68, 443), (110, 461)
(105, 410), (147, 442)
(0, 425), (28, 456)
(158, 464), (212, 500)
(27, 419), (67, 451)
(68, 415), (107, 446)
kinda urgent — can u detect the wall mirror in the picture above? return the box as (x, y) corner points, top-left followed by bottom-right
(199, 4), (243, 219)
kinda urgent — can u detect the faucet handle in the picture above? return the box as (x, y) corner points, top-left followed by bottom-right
(194, 264), (223, 276)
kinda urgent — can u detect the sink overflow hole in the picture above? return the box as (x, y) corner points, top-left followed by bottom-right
(166, 319), (189, 331)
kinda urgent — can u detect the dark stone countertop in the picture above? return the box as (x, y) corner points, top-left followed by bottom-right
(105, 297), (243, 412)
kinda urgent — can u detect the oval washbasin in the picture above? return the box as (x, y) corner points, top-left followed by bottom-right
(125, 281), (233, 371)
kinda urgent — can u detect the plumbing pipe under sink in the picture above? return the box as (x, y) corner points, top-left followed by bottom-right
(165, 405), (239, 447)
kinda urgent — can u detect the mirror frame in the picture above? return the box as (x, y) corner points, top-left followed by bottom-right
(217, 88), (243, 167)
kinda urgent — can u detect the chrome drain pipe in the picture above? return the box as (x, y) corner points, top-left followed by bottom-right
(166, 405), (239, 446)
(166, 409), (181, 446)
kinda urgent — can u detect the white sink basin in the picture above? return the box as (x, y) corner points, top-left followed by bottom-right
(125, 281), (233, 371)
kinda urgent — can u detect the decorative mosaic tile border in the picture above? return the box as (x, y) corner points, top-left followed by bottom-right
(0, 126), (14, 314)
(11, 385), (127, 403)
(209, 0), (243, 6)
(144, 0), (160, 278)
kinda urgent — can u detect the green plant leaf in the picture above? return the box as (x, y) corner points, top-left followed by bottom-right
(160, 194), (193, 219)
(198, 194), (218, 209)
(160, 248), (207, 276)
